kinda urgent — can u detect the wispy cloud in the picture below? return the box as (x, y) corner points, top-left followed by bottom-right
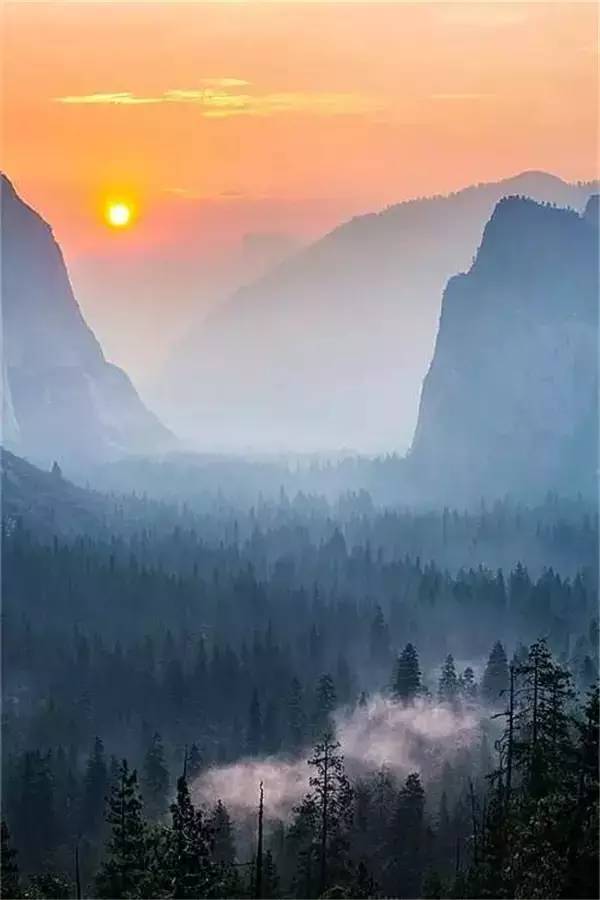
(54, 86), (381, 117)
(57, 92), (159, 105)
(431, 93), (495, 102)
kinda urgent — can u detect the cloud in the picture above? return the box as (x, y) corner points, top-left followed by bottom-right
(431, 93), (495, 102)
(54, 87), (381, 117)
(56, 92), (160, 105)
(200, 77), (250, 87)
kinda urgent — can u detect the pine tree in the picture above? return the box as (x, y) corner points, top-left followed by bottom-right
(141, 732), (170, 820)
(14, 751), (56, 873)
(187, 744), (203, 780)
(312, 674), (337, 739)
(288, 677), (306, 751)
(369, 605), (391, 667)
(262, 849), (279, 899)
(438, 655), (459, 704)
(307, 733), (353, 895)
(1, 821), (21, 899)
(481, 641), (509, 706)
(95, 760), (147, 899)
(81, 736), (108, 836)
(387, 772), (426, 898)
(473, 640), (589, 899)
(565, 685), (599, 899)
(168, 774), (216, 899)
(460, 667), (478, 704)
(392, 643), (421, 702)
(209, 800), (236, 866)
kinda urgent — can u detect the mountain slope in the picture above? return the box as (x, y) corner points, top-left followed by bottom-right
(1, 175), (172, 467)
(157, 171), (596, 453)
(409, 195), (599, 502)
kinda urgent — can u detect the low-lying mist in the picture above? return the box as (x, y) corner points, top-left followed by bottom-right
(191, 694), (483, 821)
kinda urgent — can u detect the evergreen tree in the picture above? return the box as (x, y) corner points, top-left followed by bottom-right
(460, 667), (478, 704)
(141, 732), (170, 820)
(481, 641), (509, 706)
(81, 736), (108, 836)
(168, 774), (216, 899)
(387, 772), (426, 898)
(438, 655), (459, 704)
(369, 605), (391, 667)
(312, 675), (337, 739)
(1, 821), (21, 899)
(262, 849), (279, 899)
(14, 751), (56, 873)
(288, 677), (306, 751)
(95, 760), (147, 899)
(187, 744), (203, 780)
(392, 643), (422, 702)
(209, 801), (236, 866)
(306, 733), (353, 895)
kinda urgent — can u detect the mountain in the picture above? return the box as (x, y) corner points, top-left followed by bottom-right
(1, 448), (108, 536)
(156, 171), (597, 454)
(1, 175), (173, 468)
(408, 195), (599, 502)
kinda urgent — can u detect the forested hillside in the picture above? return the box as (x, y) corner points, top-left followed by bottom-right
(2, 485), (598, 897)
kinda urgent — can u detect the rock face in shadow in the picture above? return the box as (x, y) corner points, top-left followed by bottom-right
(409, 196), (599, 502)
(1, 175), (172, 467)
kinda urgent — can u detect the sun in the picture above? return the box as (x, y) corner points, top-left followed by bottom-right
(105, 201), (132, 229)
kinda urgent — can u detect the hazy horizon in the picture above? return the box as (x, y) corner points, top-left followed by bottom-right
(3, 1), (598, 392)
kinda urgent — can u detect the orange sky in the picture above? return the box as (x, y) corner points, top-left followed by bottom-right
(2, 1), (598, 381)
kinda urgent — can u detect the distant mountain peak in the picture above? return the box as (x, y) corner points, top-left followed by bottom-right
(584, 194), (599, 228)
(156, 170), (597, 454)
(1, 172), (174, 468)
(409, 197), (598, 501)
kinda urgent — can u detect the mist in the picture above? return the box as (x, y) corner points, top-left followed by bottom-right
(191, 695), (482, 821)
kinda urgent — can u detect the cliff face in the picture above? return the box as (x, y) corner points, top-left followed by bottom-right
(409, 196), (599, 501)
(156, 171), (596, 453)
(1, 175), (172, 467)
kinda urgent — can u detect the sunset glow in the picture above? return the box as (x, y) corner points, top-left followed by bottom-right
(1, 1), (597, 383)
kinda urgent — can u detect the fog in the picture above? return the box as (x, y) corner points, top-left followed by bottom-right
(192, 695), (482, 821)
(151, 172), (595, 456)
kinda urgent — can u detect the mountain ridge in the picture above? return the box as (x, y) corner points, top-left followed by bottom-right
(157, 170), (597, 453)
(1, 173), (174, 469)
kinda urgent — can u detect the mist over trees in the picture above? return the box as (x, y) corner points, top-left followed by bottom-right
(1, 174), (598, 899)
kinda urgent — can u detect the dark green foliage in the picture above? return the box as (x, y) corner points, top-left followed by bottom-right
(95, 761), (146, 899)
(392, 643), (422, 703)
(481, 642), (509, 706)
(2, 490), (598, 899)
(168, 775), (216, 899)
(387, 773), (426, 898)
(22, 872), (73, 899)
(1, 821), (21, 899)
(208, 801), (236, 867)
(141, 732), (169, 820)
(438, 655), (459, 704)
(313, 675), (337, 739)
(81, 737), (108, 837)
(470, 641), (598, 899)
(187, 744), (203, 780)
(287, 677), (306, 751)
(11, 752), (56, 874)
(261, 850), (279, 900)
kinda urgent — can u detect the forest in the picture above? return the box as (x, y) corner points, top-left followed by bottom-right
(1, 486), (598, 898)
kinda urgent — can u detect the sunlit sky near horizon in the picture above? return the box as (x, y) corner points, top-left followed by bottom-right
(2, 1), (598, 382)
